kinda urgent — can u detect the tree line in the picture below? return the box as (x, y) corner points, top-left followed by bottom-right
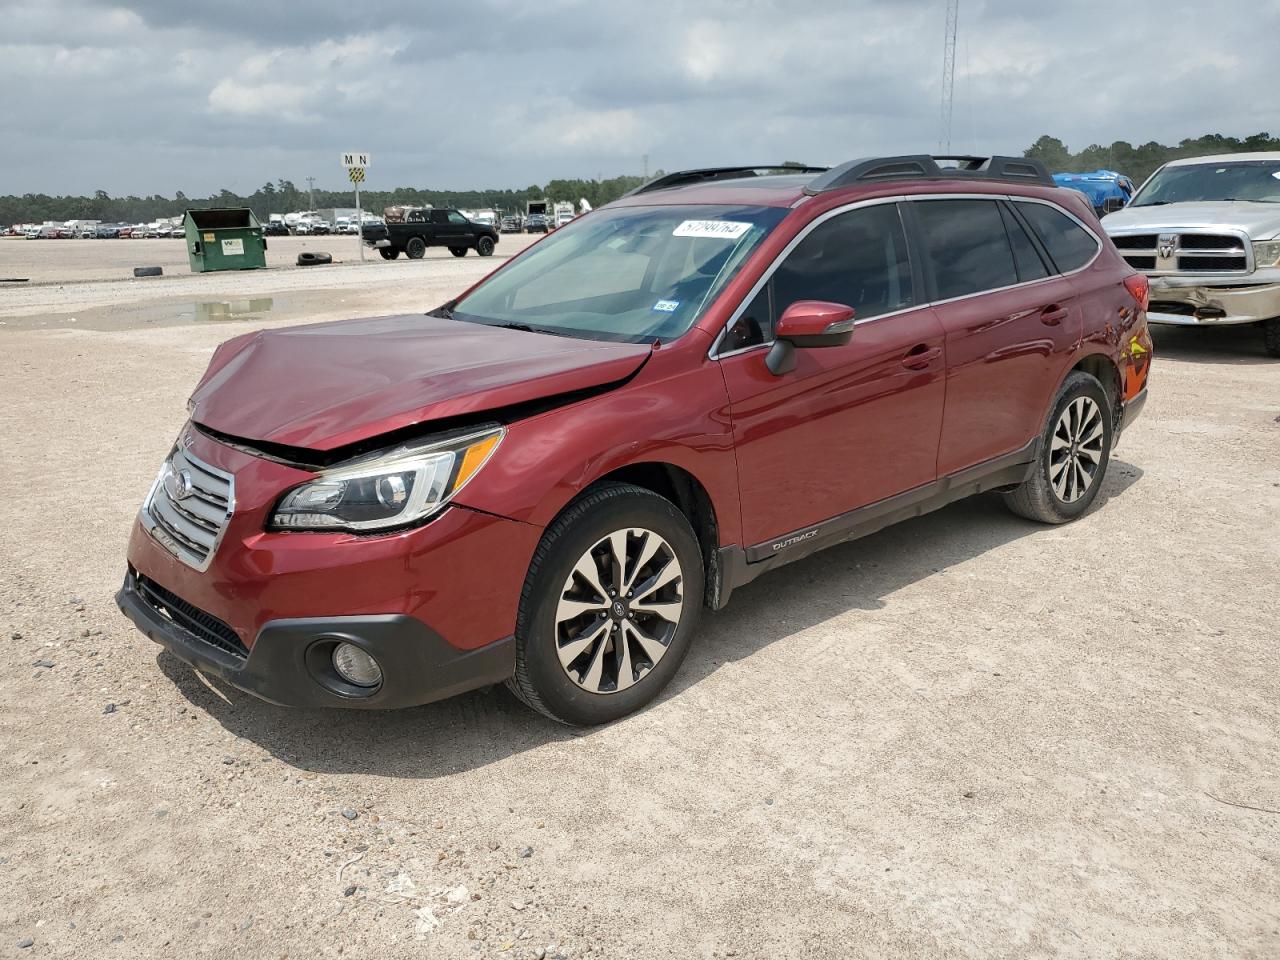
(6, 131), (1279, 225)
(1023, 132), (1280, 185)
(0, 175), (652, 227)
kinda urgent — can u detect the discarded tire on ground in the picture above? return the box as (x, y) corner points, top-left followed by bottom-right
(297, 252), (333, 266)
(132, 266), (163, 278)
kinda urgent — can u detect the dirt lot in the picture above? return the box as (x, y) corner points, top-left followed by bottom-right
(1, 239), (1278, 959)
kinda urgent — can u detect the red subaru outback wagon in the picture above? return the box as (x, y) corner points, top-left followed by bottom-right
(117, 155), (1152, 725)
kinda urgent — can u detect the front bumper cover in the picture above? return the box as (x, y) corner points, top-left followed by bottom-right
(116, 569), (514, 709)
(1146, 277), (1280, 326)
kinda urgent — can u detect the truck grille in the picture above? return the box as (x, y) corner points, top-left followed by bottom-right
(134, 572), (248, 661)
(1111, 231), (1249, 274)
(141, 448), (234, 572)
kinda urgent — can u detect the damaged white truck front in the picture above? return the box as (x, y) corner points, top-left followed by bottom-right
(1102, 151), (1280, 357)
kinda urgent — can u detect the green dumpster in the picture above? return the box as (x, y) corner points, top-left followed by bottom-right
(183, 208), (267, 273)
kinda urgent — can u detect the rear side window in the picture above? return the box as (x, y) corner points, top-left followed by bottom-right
(913, 199), (1018, 300)
(1017, 202), (1099, 273)
(999, 203), (1050, 283)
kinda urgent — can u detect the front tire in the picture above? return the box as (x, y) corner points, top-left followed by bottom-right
(476, 236), (495, 257)
(1264, 317), (1280, 358)
(405, 237), (427, 259)
(507, 483), (703, 726)
(1001, 371), (1113, 524)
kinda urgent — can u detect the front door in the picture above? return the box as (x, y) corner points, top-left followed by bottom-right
(717, 202), (946, 549)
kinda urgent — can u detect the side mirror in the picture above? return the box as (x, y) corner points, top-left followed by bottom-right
(1102, 197), (1127, 214)
(765, 300), (856, 375)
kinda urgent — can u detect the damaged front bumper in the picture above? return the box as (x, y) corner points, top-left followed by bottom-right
(1146, 276), (1280, 326)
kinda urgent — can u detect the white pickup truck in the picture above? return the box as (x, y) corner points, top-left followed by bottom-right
(1102, 152), (1280, 357)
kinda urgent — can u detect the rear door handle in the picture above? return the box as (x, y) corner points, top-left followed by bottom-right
(902, 344), (942, 369)
(1040, 305), (1069, 326)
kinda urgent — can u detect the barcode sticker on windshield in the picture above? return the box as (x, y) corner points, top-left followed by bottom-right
(673, 220), (751, 240)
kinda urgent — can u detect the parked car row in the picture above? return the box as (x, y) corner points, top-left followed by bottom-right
(21, 222), (185, 239)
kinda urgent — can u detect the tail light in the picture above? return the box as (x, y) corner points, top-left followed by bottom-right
(1123, 274), (1149, 313)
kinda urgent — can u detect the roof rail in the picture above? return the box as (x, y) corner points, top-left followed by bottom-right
(804, 154), (1055, 194)
(624, 164), (829, 197)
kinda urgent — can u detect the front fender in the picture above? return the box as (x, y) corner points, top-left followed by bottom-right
(452, 338), (743, 547)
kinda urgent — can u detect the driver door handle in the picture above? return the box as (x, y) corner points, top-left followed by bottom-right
(902, 344), (942, 369)
(1040, 305), (1069, 326)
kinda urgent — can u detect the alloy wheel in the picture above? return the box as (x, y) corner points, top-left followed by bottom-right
(554, 527), (684, 694)
(1050, 396), (1104, 504)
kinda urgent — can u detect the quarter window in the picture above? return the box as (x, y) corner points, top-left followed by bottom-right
(913, 199), (1018, 300)
(1017, 202), (1099, 273)
(722, 203), (913, 350)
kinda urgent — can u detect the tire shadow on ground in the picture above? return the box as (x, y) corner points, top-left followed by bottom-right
(158, 460), (1143, 778)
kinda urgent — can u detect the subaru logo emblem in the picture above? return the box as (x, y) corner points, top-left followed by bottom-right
(612, 601), (626, 619)
(163, 467), (195, 501)
(1157, 233), (1177, 260)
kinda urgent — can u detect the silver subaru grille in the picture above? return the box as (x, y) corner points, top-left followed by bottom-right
(141, 448), (235, 571)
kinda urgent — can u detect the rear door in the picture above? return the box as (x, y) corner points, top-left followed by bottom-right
(717, 202), (946, 548)
(908, 197), (1083, 476)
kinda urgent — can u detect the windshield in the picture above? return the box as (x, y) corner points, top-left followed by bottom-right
(1132, 160), (1280, 206)
(451, 204), (787, 343)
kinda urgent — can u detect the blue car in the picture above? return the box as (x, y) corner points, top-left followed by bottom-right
(1052, 169), (1135, 216)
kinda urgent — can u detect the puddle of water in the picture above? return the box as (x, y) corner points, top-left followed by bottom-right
(189, 298), (275, 322)
(2, 297), (276, 331)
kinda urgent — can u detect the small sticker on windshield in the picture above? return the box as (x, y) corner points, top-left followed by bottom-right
(652, 300), (680, 313)
(1272, 170), (1280, 180)
(673, 220), (751, 240)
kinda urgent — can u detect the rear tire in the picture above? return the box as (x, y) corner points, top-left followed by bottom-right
(449, 246), (467, 258)
(379, 247), (399, 261)
(476, 236), (495, 257)
(405, 237), (426, 259)
(1264, 317), (1280, 358)
(507, 483), (703, 726)
(1001, 371), (1113, 524)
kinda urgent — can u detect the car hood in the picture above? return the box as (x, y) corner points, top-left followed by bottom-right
(1104, 201), (1280, 239)
(190, 314), (651, 452)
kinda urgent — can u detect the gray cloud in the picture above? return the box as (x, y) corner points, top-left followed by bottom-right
(2, 0), (1279, 196)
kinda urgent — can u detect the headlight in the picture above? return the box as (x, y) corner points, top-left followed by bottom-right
(1252, 240), (1280, 268)
(270, 427), (503, 532)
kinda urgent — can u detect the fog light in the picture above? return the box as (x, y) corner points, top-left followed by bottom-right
(331, 643), (382, 688)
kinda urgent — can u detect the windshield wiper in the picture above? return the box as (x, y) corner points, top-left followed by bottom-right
(427, 304), (454, 319)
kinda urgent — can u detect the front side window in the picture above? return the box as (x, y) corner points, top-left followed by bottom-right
(1017, 202), (1099, 273)
(721, 203), (914, 351)
(452, 204), (787, 343)
(914, 199), (1018, 300)
(448, 211), (469, 226)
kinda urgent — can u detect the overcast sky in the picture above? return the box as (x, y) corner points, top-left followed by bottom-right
(4, 0), (1280, 197)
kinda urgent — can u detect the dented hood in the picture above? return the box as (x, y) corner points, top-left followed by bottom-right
(190, 314), (651, 451)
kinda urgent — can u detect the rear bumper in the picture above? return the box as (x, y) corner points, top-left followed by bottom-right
(1146, 278), (1280, 325)
(116, 568), (513, 709)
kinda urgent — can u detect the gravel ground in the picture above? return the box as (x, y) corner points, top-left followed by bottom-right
(1, 243), (1278, 959)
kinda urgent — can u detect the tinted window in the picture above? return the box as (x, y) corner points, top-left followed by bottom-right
(999, 203), (1050, 282)
(448, 211), (469, 225)
(914, 199), (1018, 300)
(1017, 202), (1099, 273)
(430, 210), (448, 223)
(721, 204), (913, 350)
